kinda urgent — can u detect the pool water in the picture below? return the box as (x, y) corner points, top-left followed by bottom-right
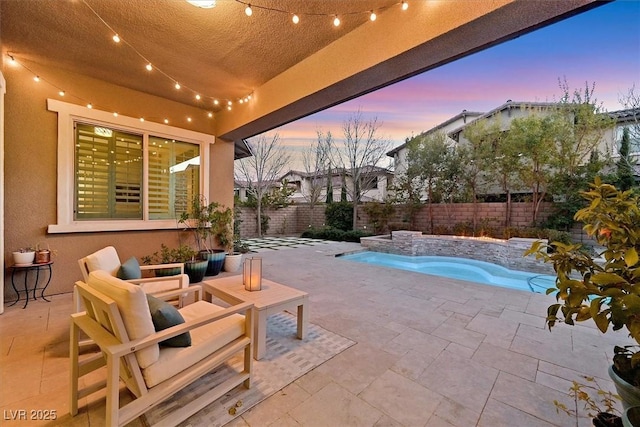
(339, 251), (555, 293)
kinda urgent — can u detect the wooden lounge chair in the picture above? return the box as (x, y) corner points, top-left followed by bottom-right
(77, 246), (190, 308)
(70, 270), (253, 426)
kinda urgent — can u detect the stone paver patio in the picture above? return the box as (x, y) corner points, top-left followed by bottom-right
(1, 240), (633, 426)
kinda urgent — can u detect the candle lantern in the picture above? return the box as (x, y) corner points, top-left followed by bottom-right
(243, 257), (262, 291)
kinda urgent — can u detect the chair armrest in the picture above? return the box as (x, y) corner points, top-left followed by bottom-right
(151, 285), (202, 302)
(140, 263), (185, 274)
(107, 301), (254, 358)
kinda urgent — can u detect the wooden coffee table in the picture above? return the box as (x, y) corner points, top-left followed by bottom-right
(202, 276), (309, 360)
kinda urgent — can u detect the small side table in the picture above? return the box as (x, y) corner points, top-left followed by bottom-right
(8, 262), (54, 309)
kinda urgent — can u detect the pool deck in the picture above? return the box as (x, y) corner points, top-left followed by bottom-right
(1, 240), (634, 426)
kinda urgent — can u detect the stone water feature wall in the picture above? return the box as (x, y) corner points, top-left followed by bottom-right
(360, 230), (554, 274)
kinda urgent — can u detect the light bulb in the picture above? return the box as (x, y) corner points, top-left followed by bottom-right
(195, 94), (201, 100)
(8, 55), (17, 66)
(207, 112), (213, 118)
(402, 1), (408, 10)
(175, 82), (181, 90)
(33, 76), (40, 82)
(113, 34), (121, 43)
(333, 16), (340, 27)
(248, 94), (252, 100)
(113, 112), (118, 117)
(370, 11), (377, 21)
(239, 99), (244, 104)
(245, 5), (252, 16)
(292, 14), (299, 24)
(164, 118), (169, 124)
(214, 99), (219, 105)
(227, 105), (232, 111)
(59, 91), (65, 96)
(227, 100), (232, 105)
(146, 63), (153, 71)
(87, 103), (93, 109)
(140, 117), (145, 122)
(187, 117), (192, 122)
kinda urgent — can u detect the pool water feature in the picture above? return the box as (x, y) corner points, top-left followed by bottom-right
(339, 251), (555, 293)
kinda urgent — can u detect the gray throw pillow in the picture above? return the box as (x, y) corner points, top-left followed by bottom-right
(117, 256), (142, 280)
(146, 294), (191, 347)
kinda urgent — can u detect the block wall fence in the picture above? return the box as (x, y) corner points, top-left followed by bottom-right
(237, 202), (590, 242)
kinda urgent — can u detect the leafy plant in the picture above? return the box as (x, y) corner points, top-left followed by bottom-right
(526, 177), (640, 385)
(325, 202), (353, 231)
(553, 376), (621, 426)
(179, 195), (232, 253)
(142, 244), (197, 265)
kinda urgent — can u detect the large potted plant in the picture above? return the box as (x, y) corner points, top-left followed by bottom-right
(179, 195), (227, 276)
(527, 177), (640, 413)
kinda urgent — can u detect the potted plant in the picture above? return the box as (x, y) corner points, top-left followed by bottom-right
(141, 244), (188, 277)
(179, 195), (227, 276)
(12, 246), (35, 265)
(527, 177), (640, 412)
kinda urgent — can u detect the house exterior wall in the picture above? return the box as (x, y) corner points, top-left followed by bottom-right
(3, 64), (232, 299)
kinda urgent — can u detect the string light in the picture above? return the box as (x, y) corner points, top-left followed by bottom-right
(80, 0), (248, 113)
(214, 99), (219, 105)
(33, 76), (40, 82)
(87, 103), (93, 109)
(333, 16), (340, 27)
(195, 94), (201, 100)
(164, 118), (169, 124)
(140, 117), (145, 122)
(113, 112), (118, 117)
(292, 14), (299, 24)
(207, 112), (213, 118)
(59, 90), (65, 96)
(370, 11), (377, 21)
(8, 55), (18, 66)
(245, 4), (253, 16)
(187, 117), (192, 122)
(402, 1), (409, 11)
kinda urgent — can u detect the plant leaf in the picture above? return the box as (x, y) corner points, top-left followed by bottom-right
(625, 247), (639, 267)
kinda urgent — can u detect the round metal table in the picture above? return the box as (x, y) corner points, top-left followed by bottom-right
(8, 262), (54, 309)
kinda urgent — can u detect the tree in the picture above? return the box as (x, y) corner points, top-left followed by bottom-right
(617, 127), (635, 191)
(235, 133), (291, 237)
(406, 131), (449, 232)
(336, 109), (391, 229)
(490, 122), (524, 228)
(459, 119), (495, 233)
(508, 113), (559, 225)
(302, 132), (331, 226)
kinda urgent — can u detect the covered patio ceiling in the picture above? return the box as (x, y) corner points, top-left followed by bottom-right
(2, 0), (602, 150)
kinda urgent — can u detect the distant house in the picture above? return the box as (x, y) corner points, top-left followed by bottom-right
(388, 101), (640, 200)
(387, 109), (483, 178)
(280, 166), (394, 203)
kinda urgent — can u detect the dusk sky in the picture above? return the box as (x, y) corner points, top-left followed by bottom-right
(266, 0), (640, 169)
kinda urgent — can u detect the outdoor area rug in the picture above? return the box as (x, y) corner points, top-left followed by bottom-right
(143, 312), (355, 427)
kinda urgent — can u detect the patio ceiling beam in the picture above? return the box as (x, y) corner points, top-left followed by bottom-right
(216, 0), (602, 143)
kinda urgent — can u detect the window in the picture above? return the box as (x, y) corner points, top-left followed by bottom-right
(48, 99), (212, 233)
(75, 124), (143, 219)
(616, 125), (640, 155)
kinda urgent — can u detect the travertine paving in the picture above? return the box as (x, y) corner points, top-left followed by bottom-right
(0, 241), (633, 426)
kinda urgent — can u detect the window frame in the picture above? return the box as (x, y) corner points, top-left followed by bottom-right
(48, 99), (213, 233)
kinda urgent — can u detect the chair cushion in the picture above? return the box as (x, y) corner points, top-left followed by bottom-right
(146, 294), (191, 347)
(86, 246), (122, 277)
(87, 270), (159, 368)
(117, 256), (142, 280)
(142, 301), (245, 388)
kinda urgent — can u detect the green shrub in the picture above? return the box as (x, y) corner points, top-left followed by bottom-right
(301, 226), (371, 242)
(325, 202), (353, 231)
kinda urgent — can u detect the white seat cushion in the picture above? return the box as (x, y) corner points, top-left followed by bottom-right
(142, 300), (245, 388)
(87, 270), (159, 368)
(85, 246), (121, 277)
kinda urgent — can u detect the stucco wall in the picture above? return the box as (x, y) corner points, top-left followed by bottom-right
(3, 64), (232, 299)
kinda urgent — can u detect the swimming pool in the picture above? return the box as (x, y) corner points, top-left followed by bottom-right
(339, 251), (556, 293)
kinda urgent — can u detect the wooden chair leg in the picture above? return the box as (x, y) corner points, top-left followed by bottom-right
(70, 320), (80, 416)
